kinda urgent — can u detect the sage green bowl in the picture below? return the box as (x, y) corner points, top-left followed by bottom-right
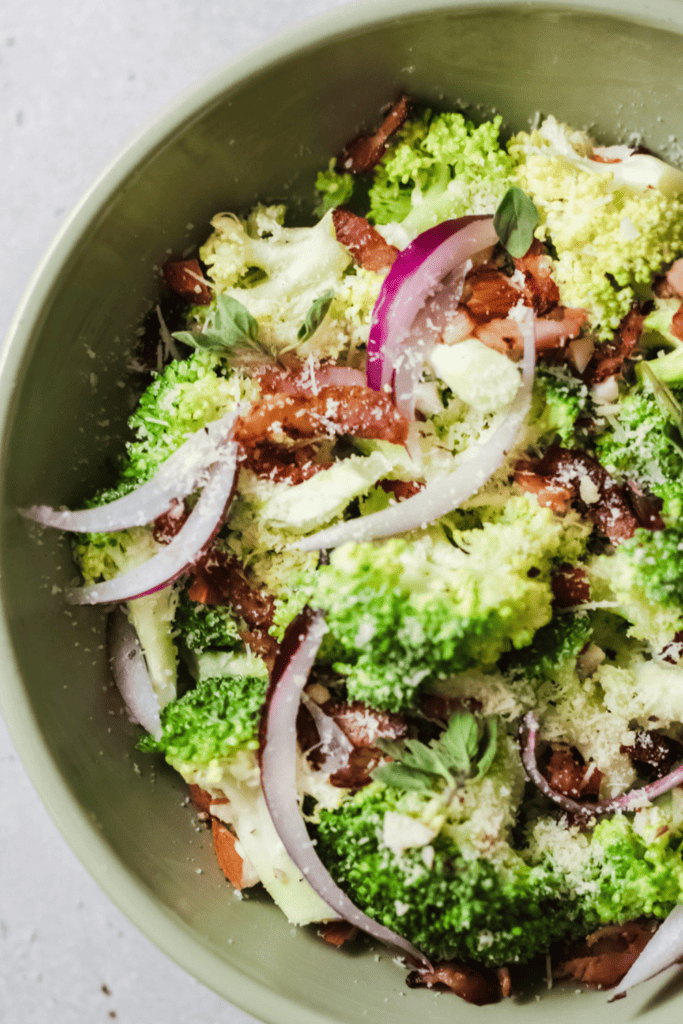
(5, 1), (683, 1020)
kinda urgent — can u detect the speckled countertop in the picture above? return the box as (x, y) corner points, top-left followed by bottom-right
(0, 2), (350, 1021)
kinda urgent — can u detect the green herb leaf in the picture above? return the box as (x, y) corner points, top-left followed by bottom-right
(173, 294), (260, 353)
(298, 289), (334, 342)
(475, 717), (498, 779)
(372, 762), (433, 791)
(493, 186), (539, 259)
(439, 713), (480, 772)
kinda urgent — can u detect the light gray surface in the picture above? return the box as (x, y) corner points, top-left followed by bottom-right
(0, 2), (349, 1021)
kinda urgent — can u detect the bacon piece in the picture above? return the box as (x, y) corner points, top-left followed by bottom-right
(162, 259), (212, 305)
(406, 962), (503, 1005)
(152, 499), (190, 544)
(318, 921), (358, 947)
(514, 445), (639, 543)
(332, 208), (399, 272)
(188, 550), (275, 630)
(474, 307), (585, 357)
(667, 258), (683, 299)
(378, 478), (424, 501)
(337, 95), (410, 174)
(235, 387), (409, 447)
(464, 266), (521, 320)
(211, 819), (254, 889)
(551, 565), (590, 608)
(512, 239), (561, 314)
(620, 730), (683, 780)
(188, 784), (214, 816)
(242, 442), (331, 485)
(553, 921), (656, 989)
(671, 301), (683, 342)
(583, 305), (644, 386)
(624, 480), (665, 532)
(543, 747), (602, 802)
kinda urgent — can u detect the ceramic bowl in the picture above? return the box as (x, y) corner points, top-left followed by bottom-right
(4, 2), (683, 1021)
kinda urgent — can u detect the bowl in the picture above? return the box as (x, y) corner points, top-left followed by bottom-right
(4, 1), (683, 1021)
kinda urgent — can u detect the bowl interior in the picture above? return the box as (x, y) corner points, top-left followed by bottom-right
(4, 3), (683, 1022)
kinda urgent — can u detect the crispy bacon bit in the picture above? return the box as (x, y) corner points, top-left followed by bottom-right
(332, 208), (399, 272)
(241, 442), (330, 485)
(188, 550), (275, 630)
(337, 95), (410, 174)
(235, 387), (409, 448)
(671, 301), (683, 342)
(211, 819), (252, 889)
(188, 784), (214, 816)
(543, 747), (603, 802)
(515, 445), (639, 544)
(583, 305), (644, 386)
(513, 239), (561, 315)
(624, 480), (665, 532)
(162, 259), (212, 305)
(474, 307), (585, 357)
(620, 730), (683, 780)
(551, 565), (590, 608)
(553, 921), (656, 989)
(464, 266), (521, 321)
(667, 258), (683, 299)
(378, 478), (424, 501)
(317, 921), (358, 947)
(406, 961), (504, 1005)
(152, 498), (190, 544)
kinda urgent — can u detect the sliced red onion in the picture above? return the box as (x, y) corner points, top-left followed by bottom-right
(260, 609), (431, 969)
(300, 692), (354, 774)
(608, 906), (683, 1000)
(107, 606), (162, 739)
(366, 216), (497, 394)
(66, 442), (237, 605)
(21, 408), (239, 534)
(519, 712), (683, 819)
(296, 305), (535, 551)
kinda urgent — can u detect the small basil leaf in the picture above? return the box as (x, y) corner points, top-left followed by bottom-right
(298, 289), (334, 342)
(439, 712), (479, 773)
(493, 186), (539, 259)
(213, 294), (260, 345)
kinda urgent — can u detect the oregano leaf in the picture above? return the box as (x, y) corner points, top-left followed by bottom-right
(493, 186), (539, 259)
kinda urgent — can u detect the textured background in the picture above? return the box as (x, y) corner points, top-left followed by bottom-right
(0, 2), (350, 1021)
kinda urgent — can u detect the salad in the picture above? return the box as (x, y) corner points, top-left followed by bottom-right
(24, 96), (683, 1005)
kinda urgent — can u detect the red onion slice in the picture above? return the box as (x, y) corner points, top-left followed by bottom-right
(260, 609), (431, 969)
(366, 216), (497, 393)
(107, 606), (162, 739)
(66, 443), (237, 605)
(21, 409), (239, 534)
(296, 305), (536, 551)
(520, 712), (683, 819)
(609, 906), (683, 1000)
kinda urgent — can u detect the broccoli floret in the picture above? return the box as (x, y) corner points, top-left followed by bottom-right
(368, 110), (514, 239)
(174, 589), (242, 654)
(590, 526), (683, 646)
(303, 498), (590, 711)
(120, 348), (258, 485)
(530, 366), (591, 445)
(138, 673), (268, 767)
(503, 613), (593, 681)
(596, 382), (683, 523)
(314, 162), (355, 217)
(314, 784), (683, 967)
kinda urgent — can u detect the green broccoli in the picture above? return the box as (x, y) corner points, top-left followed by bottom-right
(596, 381), (683, 524)
(590, 526), (683, 645)
(530, 366), (591, 446)
(174, 588), (242, 654)
(368, 110), (514, 238)
(138, 673), (268, 767)
(314, 162), (355, 217)
(314, 784), (683, 967)
(638, 299), (683, 386)
(503, 612), (592, 681)
(120, 348), (258, 486)
(302, 498), (590, 711)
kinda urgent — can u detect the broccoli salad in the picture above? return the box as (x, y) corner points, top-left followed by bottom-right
(25, 97), (683, 1005)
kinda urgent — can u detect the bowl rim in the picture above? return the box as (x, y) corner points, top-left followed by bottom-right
(4, 0), (683, 1020)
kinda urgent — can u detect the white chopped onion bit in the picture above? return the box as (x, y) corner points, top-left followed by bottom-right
(296, 305), (536, 551)
(609, 906), (683, 1000)
(107, 606), (162, 739)
(260, 610), (431, 969)
(66, 442), (238, 604)
(20, 408), (239, 534)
